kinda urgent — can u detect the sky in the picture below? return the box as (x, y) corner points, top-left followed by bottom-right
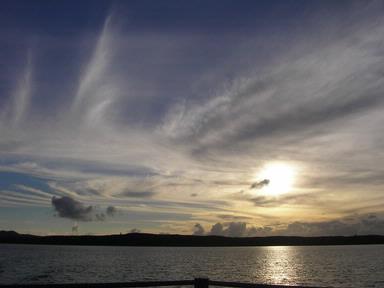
(1, 0), (384, 236)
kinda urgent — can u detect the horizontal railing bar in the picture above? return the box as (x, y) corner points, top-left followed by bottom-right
(0, 280), (195, 288)
(209, 280), (326, 288)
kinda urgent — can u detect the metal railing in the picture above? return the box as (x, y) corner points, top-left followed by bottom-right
(0, 278), (325, 288)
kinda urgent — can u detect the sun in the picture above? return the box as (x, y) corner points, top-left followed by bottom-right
(255, 162), (296, 196)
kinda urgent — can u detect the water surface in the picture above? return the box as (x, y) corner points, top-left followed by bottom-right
(1, 244), (384, 287)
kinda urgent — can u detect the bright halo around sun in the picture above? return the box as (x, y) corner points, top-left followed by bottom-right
(256, 163), (296, 196)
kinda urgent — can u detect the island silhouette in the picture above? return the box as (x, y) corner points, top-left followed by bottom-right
(1, 231), (384, 246)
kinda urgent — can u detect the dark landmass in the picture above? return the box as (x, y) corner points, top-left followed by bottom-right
(1, 230), (384, 246)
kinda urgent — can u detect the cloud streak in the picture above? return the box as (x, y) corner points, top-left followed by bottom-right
(120, 191), (157, 198)
(9, 50), (33, 127)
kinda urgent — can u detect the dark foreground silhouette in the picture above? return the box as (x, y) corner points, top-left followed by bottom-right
(1, 230), (384, 246)
(0, 277), (322, 288)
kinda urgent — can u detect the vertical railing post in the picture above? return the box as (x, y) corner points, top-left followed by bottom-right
(195, 278), (209, 288)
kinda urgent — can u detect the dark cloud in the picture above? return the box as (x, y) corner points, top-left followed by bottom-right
(217, 214), (252, 221)
(120, 191), (156, 198)
(212, 180), (248, 186)
(51, 196), (117, 222)
(51, 196), (93, 221)
(106, 206), (117, 217)
(251, 179), (270, 189)
(193, 223), (205, 235)
(249, 196), (284, 207)
(95, 206), (118, 221)
(129, 228), (141, 233)
(250, 193), (316, 207)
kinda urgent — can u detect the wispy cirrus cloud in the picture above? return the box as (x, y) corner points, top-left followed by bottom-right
(1, 1), (384, 235)
(120, 191), (157, 198)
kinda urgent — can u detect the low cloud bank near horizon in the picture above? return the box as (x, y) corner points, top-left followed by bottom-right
(193, 214), (384, 237)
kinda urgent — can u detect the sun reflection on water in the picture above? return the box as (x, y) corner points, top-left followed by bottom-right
(255, 246), (299, 286)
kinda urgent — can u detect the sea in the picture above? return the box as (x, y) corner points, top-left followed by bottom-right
(1, 244), (384, 287)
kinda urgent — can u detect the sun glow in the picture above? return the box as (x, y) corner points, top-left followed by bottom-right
(256, 163), (296, 196)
